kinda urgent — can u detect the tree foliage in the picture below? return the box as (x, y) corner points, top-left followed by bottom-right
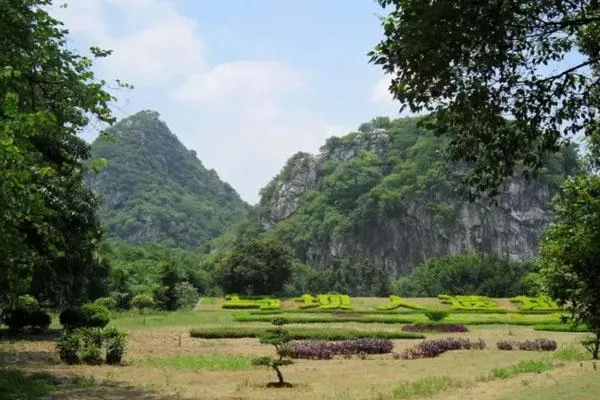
(88, 110), (248, 249)
(214, 238), (293, 295)
(394, 253), (540, 297)
(370, 0), (598, 196)
(0, 0), (119, 307)
(540, 176), (600, 359)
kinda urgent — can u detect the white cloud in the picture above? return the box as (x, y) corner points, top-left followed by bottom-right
(171, 60), (306, 105)
(54, 0), (204, 86)
(372, 75), (395, 104)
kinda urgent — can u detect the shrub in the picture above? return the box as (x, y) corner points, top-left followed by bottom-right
(93, 297), (117, 310)
(17, 295), (40, 311)
(81, 303), (110, 328)
(482, 360), (557, 381)
(81, 342), (103, 365)
(400, 337), (486, 359)
(59, 307), (87, 331)
(104, 328), (127, 364)
(289, 338), (394, 359)
(438, 294), (504, 311)
(401, 323), (468, 333)
(496, 338), (557, 351)
(1, 308), (30, 332)
(510, 295), (560, 312)
(27, 310), (51, 333)
(252, 320), (294, 387)
(377, 295), (423, 311)
(222, 295), (281, 310)
(174, 282), (199, 309)
(131, 294), (155, 313)
(424, 310), (449, 322)
(56, 331), (82, 364)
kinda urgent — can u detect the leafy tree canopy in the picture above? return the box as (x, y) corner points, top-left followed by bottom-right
(370, 0), (599, 196)
(540, 176), (600, 358)
(214, 238), (293, 295)
(0, 0), (120, 307)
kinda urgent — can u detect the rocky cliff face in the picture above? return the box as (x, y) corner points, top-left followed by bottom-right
(255, 117), (571, 276)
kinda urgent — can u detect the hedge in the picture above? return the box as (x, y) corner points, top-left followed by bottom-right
(294, 294), (353, 310)
(533, 323), (591, 332)
(510, 296), (561, 312)
(221, 295), (281, 310)
(189, 327), (425, 340)
(438, 294), (506, 312)
(377, 295), (424, 311)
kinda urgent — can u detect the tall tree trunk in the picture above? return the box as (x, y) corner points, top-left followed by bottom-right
(274, 366), (284, 384)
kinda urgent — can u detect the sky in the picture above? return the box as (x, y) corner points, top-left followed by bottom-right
(50, 0), (400, 204)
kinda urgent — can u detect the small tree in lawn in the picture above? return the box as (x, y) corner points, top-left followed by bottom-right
(540, 176), (600, 359)
(252, 319), (294, 388)
(131, 294), (155, 325)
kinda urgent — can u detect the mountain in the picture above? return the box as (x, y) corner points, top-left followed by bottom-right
(214, 117), (579, 277)
(87, 110), (248, 249)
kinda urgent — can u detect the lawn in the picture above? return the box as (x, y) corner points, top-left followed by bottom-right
(0, 298), (597, 400)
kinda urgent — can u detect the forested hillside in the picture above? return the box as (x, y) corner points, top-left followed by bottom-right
(213, 117), (579, 279)
(87, 111), (248, 249)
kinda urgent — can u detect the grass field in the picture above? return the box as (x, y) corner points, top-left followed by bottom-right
(1, 297), (598, 400)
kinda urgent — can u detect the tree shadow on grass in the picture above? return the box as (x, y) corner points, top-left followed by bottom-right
(0, 368), (181, 400)
(0, 328), (63, 342)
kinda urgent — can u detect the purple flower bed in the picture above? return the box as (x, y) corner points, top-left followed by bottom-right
(289, 338), (394, 360)
(400, 337), (486, 359)
(401, 323), (469, 333)
(496, 338), (557, 351)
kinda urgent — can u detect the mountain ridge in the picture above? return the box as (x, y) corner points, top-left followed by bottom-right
(87, 110), (249, 249)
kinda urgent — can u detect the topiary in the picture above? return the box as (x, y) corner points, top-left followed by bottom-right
(424, 310), (449, 322)
(104, 328), (127, 365)
(1, 308), (30, 332)
(27, 310), (51, 333)
(81, 303), (110, 329)
(59, 307), (87, 331)
(93, 297), (117, 310)
(17, 295), (40, 312)
(252, 320), (294, 387)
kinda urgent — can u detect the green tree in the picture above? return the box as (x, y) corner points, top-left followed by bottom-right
(174, 281), (199, 309)
(370, 0), (599, 196)
(0, 0), (122, 307)
(214, 239), (293, 295)
(540, 176), (600, 359)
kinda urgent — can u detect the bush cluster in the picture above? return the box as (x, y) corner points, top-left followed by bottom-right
(401, 323), (468, 333)
(377, 295), (423, 311)
(400, 337), (486, 359)
(59, 303), (111, 331)
(496, 338), (557, 351)
(288, 338), (393, 359)
(1, 308), (51, 333)
(56, 327), (127, 365)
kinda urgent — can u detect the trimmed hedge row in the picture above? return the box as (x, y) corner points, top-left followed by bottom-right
(289, 338), (394, 359)
(438, 294), (505, 312)
(510, 296), (561, 312)
(377, 295), (424, 311)
(234, 313), (561, 326)
(222, 295), (281, 310)
(189, 327), (425, 340)
(400, 337), (486, 359)
(295, 294), (353, 310)
(533, 323), (590, 332)
(401, 323), (468, 333)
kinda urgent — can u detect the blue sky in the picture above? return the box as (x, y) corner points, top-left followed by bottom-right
(51, 0), (399, 203)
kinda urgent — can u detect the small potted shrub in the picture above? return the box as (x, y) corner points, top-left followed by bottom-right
(56, 331), (82, 364)
(104, 328), (127, 365)
(80, 328), (104, 365)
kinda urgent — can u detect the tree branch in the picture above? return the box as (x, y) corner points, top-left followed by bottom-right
(539, 57), (600, 83)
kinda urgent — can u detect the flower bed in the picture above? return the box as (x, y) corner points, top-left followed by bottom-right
(400, 337), (486, 359)
(289, 338), (394, 359)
